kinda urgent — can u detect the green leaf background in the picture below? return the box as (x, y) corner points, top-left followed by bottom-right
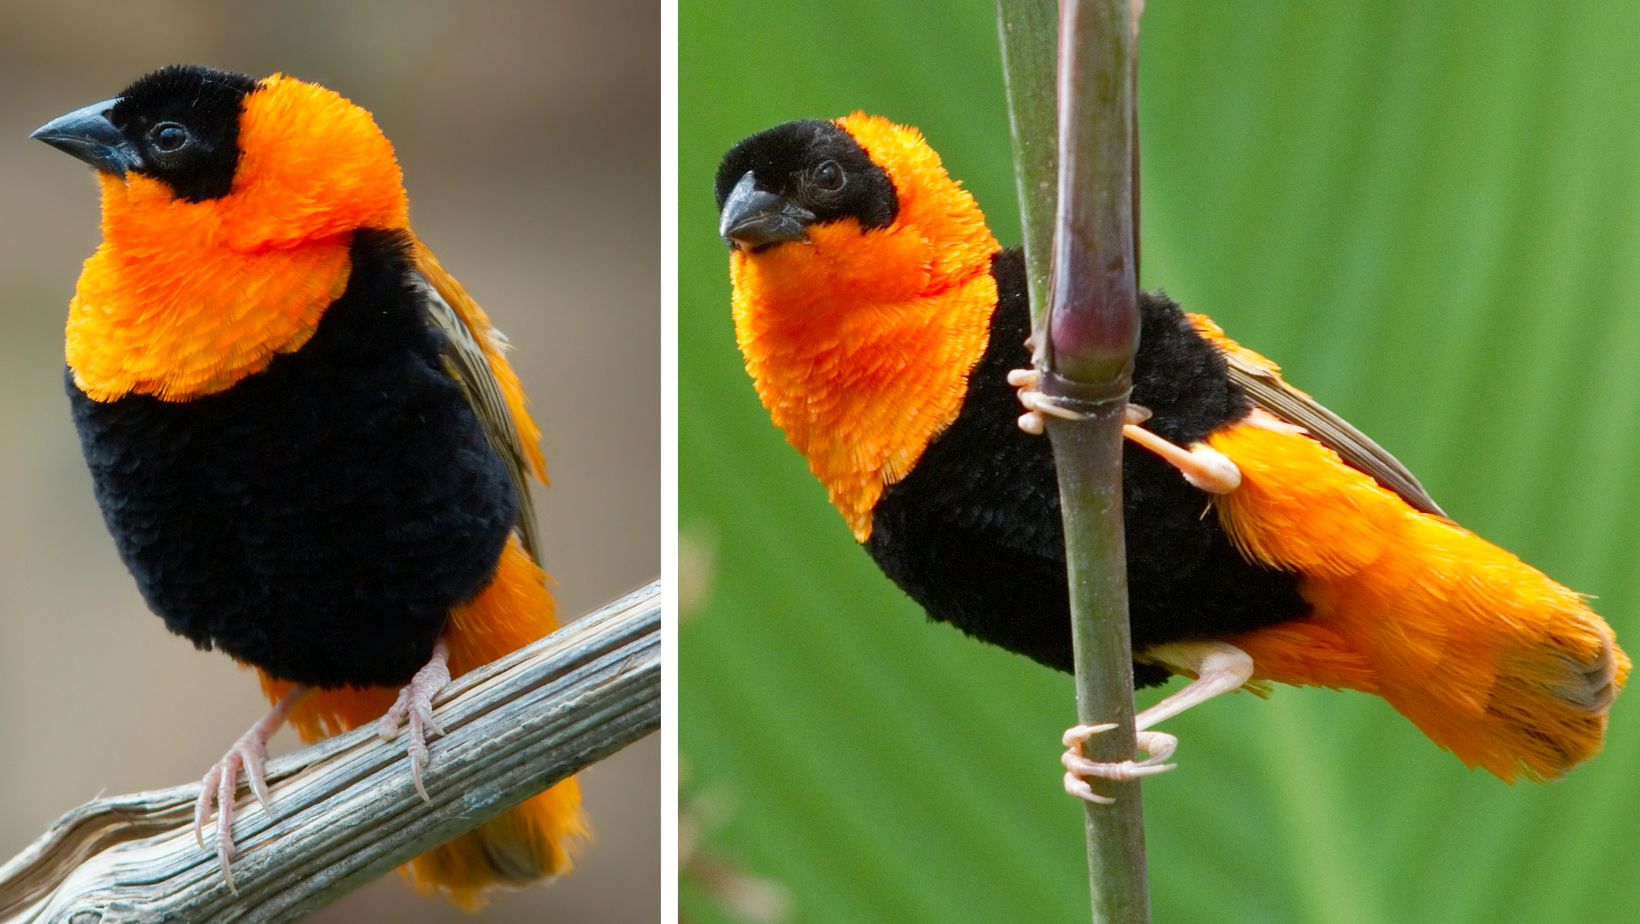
(681, 2), (1640, 920)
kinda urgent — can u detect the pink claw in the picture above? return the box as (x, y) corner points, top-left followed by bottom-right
(378, 639), (452, 802)
(1060, 723), (1179, 806)
(193, 685), (309, 891)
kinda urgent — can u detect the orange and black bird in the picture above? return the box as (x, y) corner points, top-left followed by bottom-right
(715, 112), (1629, 794)
(33, 65), (584, 903)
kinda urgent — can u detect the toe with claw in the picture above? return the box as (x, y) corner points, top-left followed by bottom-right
(378, 639), (452, 802)
(1007, 366), (1242, 494)
(1056, 643), (1255, 806)
(1060, 723), (1179, 806)
(194, 738), (268, 893)
(1008, 367), (1087, 434)
(193, 685), (309, 892)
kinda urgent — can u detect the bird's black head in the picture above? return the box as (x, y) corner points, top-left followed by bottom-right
(714, 119), (898, 251)
(32, 65), (258, 202)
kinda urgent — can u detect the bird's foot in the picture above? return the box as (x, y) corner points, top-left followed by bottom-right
(378, 639), (452, 802)
(194, 685), (308, 892)
(1060, 723), (1179, 805)
(1008, 368), (1155, 433)
(1008, 367), (1241, 493)
(1007, 368), (1086, 435)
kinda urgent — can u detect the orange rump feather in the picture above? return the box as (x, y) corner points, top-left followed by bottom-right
(258, 538), (587, 907)
(1207, 413), (1630, 781)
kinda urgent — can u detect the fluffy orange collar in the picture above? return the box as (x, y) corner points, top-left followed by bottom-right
(731, 114), (1001, 541)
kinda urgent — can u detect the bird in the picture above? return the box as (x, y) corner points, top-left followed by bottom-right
(32, 64), (585, 904)
(714, 112), (1629, 798)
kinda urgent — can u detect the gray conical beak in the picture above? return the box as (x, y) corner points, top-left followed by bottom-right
(719, 171), (815, 250)
(31, 99), (142, 177)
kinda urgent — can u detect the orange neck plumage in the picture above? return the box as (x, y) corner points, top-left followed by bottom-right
(67, 174), (354, 402)
(730, 114), (1001, 541)
(66, 73), (410, 403)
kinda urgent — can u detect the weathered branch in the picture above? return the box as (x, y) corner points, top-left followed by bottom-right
(0, 580), (660, 923)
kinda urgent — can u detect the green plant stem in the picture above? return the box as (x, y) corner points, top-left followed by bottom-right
(999, 0), (1149, 921)
(996, 0), (1059, 339)
(1047, 377), (1146, 923)
(1049, 0), (1139, 383)
(1048, 0), (1147, 920)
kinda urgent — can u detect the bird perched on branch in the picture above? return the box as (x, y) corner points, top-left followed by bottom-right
(715, 112), (1628, 798)
(33, 64), (584, 904)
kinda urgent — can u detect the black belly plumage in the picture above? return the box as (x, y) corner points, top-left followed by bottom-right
(865, 248), (1309, 687)
(68, 229), (518, 688)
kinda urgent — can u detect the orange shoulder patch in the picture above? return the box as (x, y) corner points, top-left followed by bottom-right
(1187, 312), (1290, 381)
(258, 537), (583, 907)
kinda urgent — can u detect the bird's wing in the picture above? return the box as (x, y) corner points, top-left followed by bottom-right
(1189, 313), (1445, 517)
(410, 235), (548, 561)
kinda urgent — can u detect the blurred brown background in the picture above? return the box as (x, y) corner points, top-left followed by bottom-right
(0, 1), (658, 921)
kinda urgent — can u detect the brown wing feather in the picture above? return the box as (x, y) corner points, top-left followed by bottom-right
(1189, 313), (1445, 517)
(411, 253), (546, 562)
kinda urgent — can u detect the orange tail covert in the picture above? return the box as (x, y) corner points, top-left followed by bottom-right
(261, 538), (587, 907)
(1211, 414), (1630, 781)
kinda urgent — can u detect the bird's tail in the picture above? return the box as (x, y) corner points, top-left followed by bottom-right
(1208, 418), (1630, 782)
(260, 536), (587, 907)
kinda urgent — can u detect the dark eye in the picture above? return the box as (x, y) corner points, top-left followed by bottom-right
(811, 159), (845, 192)
(148, 122), (191, 154)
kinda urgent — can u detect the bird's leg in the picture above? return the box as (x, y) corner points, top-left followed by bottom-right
(1062, 641), (1254, 805)
(1119, 410), (1242, 494)
(378, 638), (452, 803)
(194, 683), (311, 892)
(1007, 368), (1241, 494)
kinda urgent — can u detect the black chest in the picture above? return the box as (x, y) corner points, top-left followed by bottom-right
(865, 250), (1307, 686)
(68, 230), (519, 688)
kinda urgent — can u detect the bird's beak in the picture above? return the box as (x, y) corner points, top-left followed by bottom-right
(31, 99), (142, 177)
(719, 171), (815, 250)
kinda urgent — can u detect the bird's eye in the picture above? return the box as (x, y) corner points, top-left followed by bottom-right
(811, 160), (845, 192)
(148, 122), (191, 154)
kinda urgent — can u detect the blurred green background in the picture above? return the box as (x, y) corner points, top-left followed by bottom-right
(681, 2), (1640, 921)
(1, 2), (656, 921)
